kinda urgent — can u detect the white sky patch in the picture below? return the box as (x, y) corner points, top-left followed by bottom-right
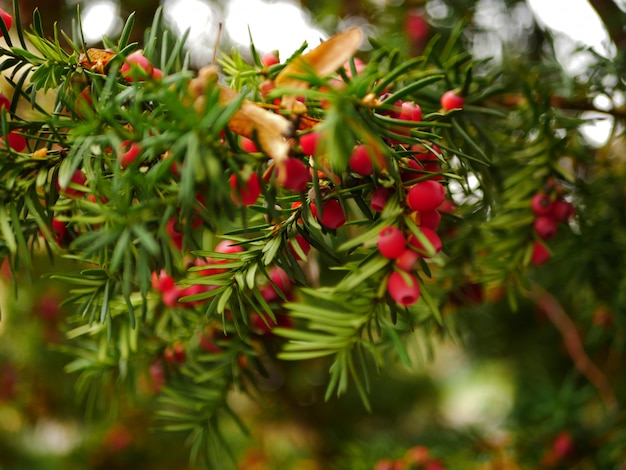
(526, 0), (614, 57)
(80, 0), (122, 44)
(224, 0), (326, 60)
(163, 0), (218, 66)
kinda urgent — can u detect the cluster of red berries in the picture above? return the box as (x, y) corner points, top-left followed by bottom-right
(375, 445), (445, 470)
(529, 182), (574, 266)
(375, 145), (447, 307)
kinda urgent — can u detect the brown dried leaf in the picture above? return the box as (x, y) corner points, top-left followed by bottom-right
(218, 84), (293, 163)
(275, 27), (363, 113)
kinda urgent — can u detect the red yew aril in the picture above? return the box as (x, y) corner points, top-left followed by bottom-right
(530, 242), (550, 266)
(310, 199), (346, 229)
(387, 271), (421, 306)
(441, 90), (465, 110)
(531, 193), (553, 216)
(166, 217), (184, 250)
(409, 227), (442, 257)
(411, 143), (439, 162)
(534, 216), (558, 240)
(349, 144), (375, 176)
(396, 248), (420, 271)
(59, 170), (88, 197)
(407, 180), (446, 212)
(371, 187), (392, 212)
(121, 51), (153, 82)
(151, 269), (176, 293)
(119, 141), (142, 168)
(399, 101), (422, 122)
(550, 199), (574, 222)
(377, 226), (407, 259)
(417, 209), (441, 230)
(0, 9), (12, 35)
(240, 136), (258, 153)
(261, 266), (293, 302)
(261, 51), (280, 67)
(278, 157), (311, 192)
(6, 130), (27, 152)
(230, 172), (262, 206)
(288, 234), (311, 260)
(51, 218), (67, 245)
(552, 432), (574, 459)
(300, 131), (320, 156)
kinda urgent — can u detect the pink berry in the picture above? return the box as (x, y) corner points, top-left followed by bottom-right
(418, 209), (441, 230)
(5, 130), (26, 152)
(387, 271), (421, 306)
(530, 242), (550, 265)
(261, 51), (280, 67)
(531, 193), (553, 216)
(405, 9), (429, 43)
(399, 101), (422, 122)
(230, 172), (262, 206)
(278, 157), (311, 192)
(408, 227), (442, 257)
(215, 240), (243, 254)
(121, 51), (153, 82)
(58, 170), (87, 197)
(151, 67), (163, 80)
(151, 269), (175, 292)
(240, 136), (258, 153)
(552, 432), (574, 459)
(165, 217), (184, 250)
(377, 226), (407, 259)
(118, 141), (142, 168)
(300, 131), (320, 156)
(441, 90), (465, 110)
(396, 248), (420, 271)
(310, 199), (346, 229)
(261, 266), (293, 302)
(289, 234), (311, 260)
(407, 180), (446, 212)
(349, 144), (375, 176)
(550, 199), (574, 222)
(0, 9), (12, 36)
(371, 187), (392, 212)
(534, 216), (558, 240)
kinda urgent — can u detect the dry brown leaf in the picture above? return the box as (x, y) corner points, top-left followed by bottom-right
(275, 26), (363, 114)
(218, 85), (293, 163)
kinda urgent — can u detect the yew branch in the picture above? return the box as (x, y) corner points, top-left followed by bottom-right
(526, 283), (617, 411)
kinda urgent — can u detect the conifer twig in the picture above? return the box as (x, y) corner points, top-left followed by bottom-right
(527, 283), (618, 411)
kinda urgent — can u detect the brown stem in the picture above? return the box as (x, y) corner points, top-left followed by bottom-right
(588, 0), (626, 49)
(526, 283), (618, 411)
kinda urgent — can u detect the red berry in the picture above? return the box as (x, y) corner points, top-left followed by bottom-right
(289, 234), (311, 260)
(119, 141), (142, 169)
(349, 144), (375, 176)
(51, 218), (67, 244)
(552, 432), (574, 459)
(405, 445), (430, 465)
(534, 216), (558, 240)
(411, 143), (439, 162)
(300, 131), (320, 156)
(530, 242), (550, 265)
(121, 51), (153, 82)
(278, 157), (311, 192)
(550, 199), (574, 222)
(407, 180), (446, 212)
(240, 136), (258, 153)
(200, 332), (222, 354)
(387, 271), (421, 306)
(405, 9), (429, 43)
(261, 266), (293, 302)
(5, 130), (26, 152)
(396, 248), (420, 271)
(58, 170), (87, 197)
(149, 359), (165, 392)
(259, 79), (275, 98)
(0, 9), (13, 35)
(151, 67), (163, 80)
(418, 209), (441, 230)
(441, 90), (465, 110)
(371, 187), (392, 212)
(399, 101), (422, 122)
(215, 239), (243, 254)
(310, 199), (346, 229)
(0, 93), (9, 111)
(377, 226), (407, 259)
(408, 227), (442, 257)
(151, 269), (176, 292)
(166, 217), (184, 250)
(261, 51), (280, 67)
(531, 193), (553, 216)
(424, 459), (445, 470)
(230, 172), (262, 206)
